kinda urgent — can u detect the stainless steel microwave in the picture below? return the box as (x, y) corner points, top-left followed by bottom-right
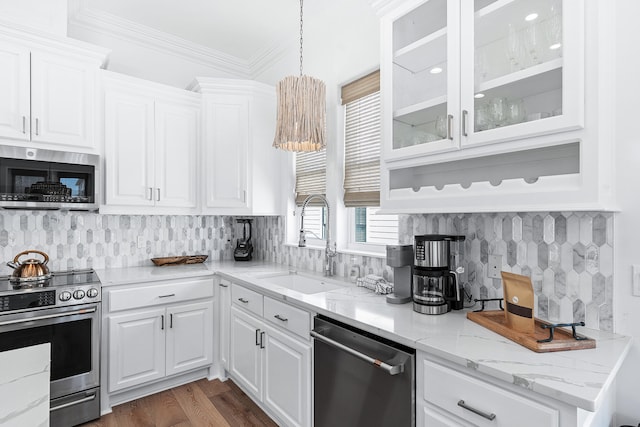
(0, 145), (99, 211)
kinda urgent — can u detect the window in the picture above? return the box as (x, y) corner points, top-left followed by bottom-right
(342, 71), (398, 248)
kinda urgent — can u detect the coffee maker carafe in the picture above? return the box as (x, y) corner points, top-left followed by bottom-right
(412, 234), (465, 315)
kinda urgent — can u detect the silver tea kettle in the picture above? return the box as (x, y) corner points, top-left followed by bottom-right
(7, 250), (52, 284)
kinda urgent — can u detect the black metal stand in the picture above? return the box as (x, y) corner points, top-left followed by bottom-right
(537, 321), (587, 343)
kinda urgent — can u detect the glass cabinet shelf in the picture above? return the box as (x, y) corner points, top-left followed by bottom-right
(395, 95), (447, 125)
(394, 28), (447, 74)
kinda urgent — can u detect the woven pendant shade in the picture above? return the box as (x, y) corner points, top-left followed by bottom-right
(272, 0), (326, 152)
(273, 75), (326, 151)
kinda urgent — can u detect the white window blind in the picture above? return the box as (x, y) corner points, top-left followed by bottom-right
(295, 150), (326, 206)
(343, 89), (381, 207)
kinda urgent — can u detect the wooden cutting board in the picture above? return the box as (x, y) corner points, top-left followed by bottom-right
(467, 310), (595, 353)
(151, 255), (208, 266)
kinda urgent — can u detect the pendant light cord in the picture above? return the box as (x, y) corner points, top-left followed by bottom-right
(299, 0), (304, 76)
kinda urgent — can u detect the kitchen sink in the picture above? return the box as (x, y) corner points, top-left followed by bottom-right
(253, 271), (345, 294)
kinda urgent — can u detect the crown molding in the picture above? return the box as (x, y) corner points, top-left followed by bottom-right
(68, 0), (252, 78)
(366, 0), (408, 16)
(248, 36), (295, 80)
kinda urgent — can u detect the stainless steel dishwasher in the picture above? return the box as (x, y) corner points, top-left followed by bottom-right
(311, 315), (415, 427)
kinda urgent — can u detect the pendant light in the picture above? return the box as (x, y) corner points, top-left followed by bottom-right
(273, 0), (326, 152)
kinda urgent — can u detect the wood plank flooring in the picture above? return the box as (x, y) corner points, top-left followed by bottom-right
(80, 379), (278, 427)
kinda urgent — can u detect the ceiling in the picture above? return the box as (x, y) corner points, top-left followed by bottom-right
(82, 0), (320, 62)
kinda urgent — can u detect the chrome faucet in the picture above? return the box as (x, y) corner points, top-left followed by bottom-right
(298, 194), (337, 276)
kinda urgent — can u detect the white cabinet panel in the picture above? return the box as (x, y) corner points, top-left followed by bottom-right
(31, 51), (94, 148)
(0, 42), (29, 140)
(104, 91), (155, 206)
(229, 305), (262, 399)
(219, 280), (231, 371)
(203, 96), (248, 209)
(166, 300), (213, 376)
(108, 308), (165, 392)
(263, 324), (311, 427)
(155, 101), (198, 208)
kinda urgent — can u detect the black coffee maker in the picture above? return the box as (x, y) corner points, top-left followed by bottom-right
(412, 234), (465, 315)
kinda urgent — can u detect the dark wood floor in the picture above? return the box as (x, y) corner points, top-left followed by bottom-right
(80, 379), (278, 427)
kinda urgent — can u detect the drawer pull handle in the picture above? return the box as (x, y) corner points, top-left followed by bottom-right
(161, 314), (164, 330)
(219, 283), (229, 288)
(274, 314), (288, 322)
(159, 294), (175, 298)
(457, 400), (496, 421)
(238, 298), (249, 304)
(255, 329), (261, 346)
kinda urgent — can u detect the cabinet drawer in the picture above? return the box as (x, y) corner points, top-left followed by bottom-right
(109, 278), (213, 312)
(263, 296), (311, 340)
(231, 283), (263, 317)
(421, 359), (558, 427)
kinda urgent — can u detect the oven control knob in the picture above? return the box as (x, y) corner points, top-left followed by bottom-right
(59, 291), (72, 302)
(87, 288), (99, 298)
(73, 290), (86, 300)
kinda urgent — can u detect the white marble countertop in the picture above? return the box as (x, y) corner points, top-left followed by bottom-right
(95, 261), (632, 413)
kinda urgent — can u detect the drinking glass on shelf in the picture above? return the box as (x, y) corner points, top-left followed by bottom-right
(506, 99), (526, 125)
(488, 97), (507, 127)
(545, 1), (562, 55)
(475, 45), (489, 85)
(435, 115), (447, 139)
(525, 23), (543, 65)
(506, 24), (523, 72)
(475, 103), (490, 132)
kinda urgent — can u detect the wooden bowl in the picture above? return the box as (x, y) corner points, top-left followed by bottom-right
(150, 255), (208, 266)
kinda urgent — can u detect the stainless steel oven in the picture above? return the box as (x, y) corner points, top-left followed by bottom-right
(0, 269), (101, 426)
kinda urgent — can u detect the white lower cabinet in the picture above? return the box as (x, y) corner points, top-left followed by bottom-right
(415, 351), (596, 427)
(218, 279), (231, 371)
(108, 307), (166, 391)
(104, 277), (214, 399)
(227, 283), (312, 427)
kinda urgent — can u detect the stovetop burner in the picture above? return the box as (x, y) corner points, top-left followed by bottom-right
(0, 268), (99, 293)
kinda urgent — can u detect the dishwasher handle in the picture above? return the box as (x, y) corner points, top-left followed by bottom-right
(310, 330), (404, 375)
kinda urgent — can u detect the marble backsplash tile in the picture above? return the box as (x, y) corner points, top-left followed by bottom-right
(0, 211), (237, 275)
(253, 212), (614, 331)
(0, 210), (613, 331)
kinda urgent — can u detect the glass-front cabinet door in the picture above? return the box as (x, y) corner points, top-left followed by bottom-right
(382, 0), (461, 161)
(460, 0), (583, 147)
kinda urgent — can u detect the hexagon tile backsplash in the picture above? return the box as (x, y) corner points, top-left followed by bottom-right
(253, 212), (614, 331)
(0, 211), (237, 276)
(0, 210), (613, 331)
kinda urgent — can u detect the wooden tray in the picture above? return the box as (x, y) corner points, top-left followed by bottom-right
(467, 310), (595, 353)
(151, 255), (208, 266)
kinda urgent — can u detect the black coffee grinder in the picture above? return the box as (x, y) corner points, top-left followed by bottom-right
(234, 219), (253, 261)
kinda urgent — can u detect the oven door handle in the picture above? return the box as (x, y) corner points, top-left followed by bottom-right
(50, 392), (96, 412)
(310, 330), (404, 375)
(0, 307), (97, 326)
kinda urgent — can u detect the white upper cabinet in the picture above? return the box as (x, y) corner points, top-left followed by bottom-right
(0, 42), (30, 141)
(0, 25), (107, 152)
(191, 78), (285, 216)
(380, 0), (614, 213)
(102, 72), (199, 214)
